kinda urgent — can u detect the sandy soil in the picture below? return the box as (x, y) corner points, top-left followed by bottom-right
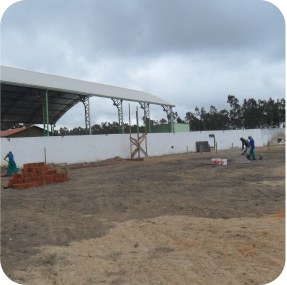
(1, 145), (285, 285)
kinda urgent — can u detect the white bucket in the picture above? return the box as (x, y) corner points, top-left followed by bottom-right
(211, 158), (222, 165)
(211, 158), (227, 165)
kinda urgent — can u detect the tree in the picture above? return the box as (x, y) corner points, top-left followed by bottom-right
(56, 127), (70, 136)
(207, 106), (230, 130)
(258, 98), (282, 128)
(242, 98), (260, 129)
(227, 95), (243, 129)
(185, 111), (201, 131)
(278, 98), (285, 127)
(70, 127), (86, 135)
(185, 107), (207, 131)
(5, 95), (284, 135)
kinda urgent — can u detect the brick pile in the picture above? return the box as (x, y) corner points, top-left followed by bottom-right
(9, 162), (68, 190)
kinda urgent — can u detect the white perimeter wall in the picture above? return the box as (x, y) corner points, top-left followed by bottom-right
(1, 128), (285, 168)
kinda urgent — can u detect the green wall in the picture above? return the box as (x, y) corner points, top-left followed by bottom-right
(150, 123), (189, 133)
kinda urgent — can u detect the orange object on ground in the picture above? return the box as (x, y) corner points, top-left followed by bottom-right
(8, 162), (68, 190)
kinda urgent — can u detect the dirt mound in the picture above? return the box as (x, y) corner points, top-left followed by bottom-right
(68, 156), (127, 169)
(103, 156), (126, 162)
(13, 215), (284, 285)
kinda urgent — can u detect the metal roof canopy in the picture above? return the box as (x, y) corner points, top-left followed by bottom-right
(1, 66), (174, 134)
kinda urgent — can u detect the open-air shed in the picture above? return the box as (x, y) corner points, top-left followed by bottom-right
(1, 66), (175, 135)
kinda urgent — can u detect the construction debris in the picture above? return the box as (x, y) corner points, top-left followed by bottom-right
(211, 158), (228, 165)
(8, 162), (68, 190)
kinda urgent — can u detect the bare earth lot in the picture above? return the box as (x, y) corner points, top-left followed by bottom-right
(1, 145), (285, 285)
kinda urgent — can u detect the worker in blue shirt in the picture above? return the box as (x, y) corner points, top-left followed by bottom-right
(248, 136), (256, 160)
(4, 151), (18, 176)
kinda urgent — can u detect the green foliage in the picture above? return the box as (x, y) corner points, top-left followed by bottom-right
(52, 121), (146, 136)
(51, 95), (285, 135)
(185, 96), (285, 131)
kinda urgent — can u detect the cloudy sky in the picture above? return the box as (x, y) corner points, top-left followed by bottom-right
(0, 0), (285, 129)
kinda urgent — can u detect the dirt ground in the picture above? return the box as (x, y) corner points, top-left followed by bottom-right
(0, 145), (285, 285)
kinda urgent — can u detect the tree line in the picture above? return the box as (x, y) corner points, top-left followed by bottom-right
(1, 95), (285, 134)
(53, 95), (286, 135)
(184, 95), (285, 131)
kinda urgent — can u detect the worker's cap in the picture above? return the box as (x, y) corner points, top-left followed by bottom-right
(248, 136), (252, 139)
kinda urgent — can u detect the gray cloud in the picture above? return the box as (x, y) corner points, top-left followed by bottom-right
(0, 0), (285, 127)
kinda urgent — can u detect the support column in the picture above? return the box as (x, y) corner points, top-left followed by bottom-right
(51, 124), (55, 135)
(112, 99), (124, 134)
(139, 102), (151, 133)
(80, 95), (91, 135)
(162, 105), (174, 133)
(42, 90), (49, 136)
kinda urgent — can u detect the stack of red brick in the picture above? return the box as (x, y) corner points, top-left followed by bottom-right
(9, 162), (68, 190)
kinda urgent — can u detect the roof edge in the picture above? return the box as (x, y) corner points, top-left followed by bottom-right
(1, 65), (174, 107)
